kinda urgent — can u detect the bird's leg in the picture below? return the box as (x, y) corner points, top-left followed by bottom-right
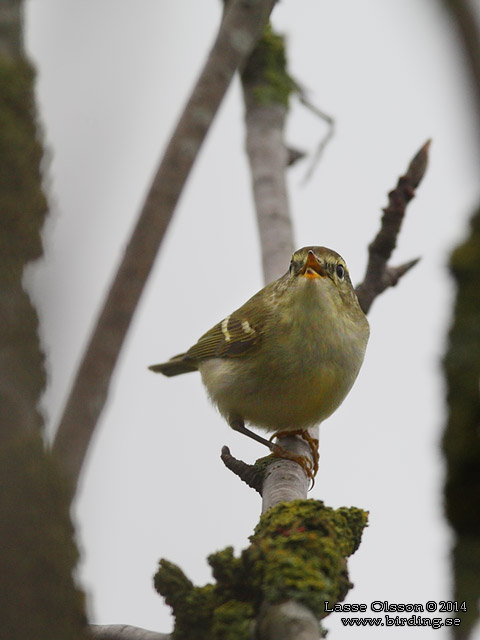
(269, 429), (319, 477)
(229, 417), (279, 450)
(229, 417), (316, 483)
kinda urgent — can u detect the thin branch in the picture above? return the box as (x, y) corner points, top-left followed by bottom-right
(89, 624), (169, 640)
(297, 91), (335, 184)
(220, 446), (264, 494)
(355, 139), (430, 314)
(51, 0), (278, 496)
(286, 146), (307, 166)
(260, 435), (312, 513)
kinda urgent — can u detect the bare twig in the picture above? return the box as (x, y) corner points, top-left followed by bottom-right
(89, 624), (169, 640)
(286, 146), (307, 166)
(220, 446), (264, 494)
(297, 91), (335, 184)
(51, 0), (278, 496)
(355, 140), (430, 314)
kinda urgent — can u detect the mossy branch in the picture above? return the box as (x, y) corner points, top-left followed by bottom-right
(241, 22), (295, 284)
(0, 41), (87, 638)
(154, 501), (368, 640)
(443, 206), (480, 637)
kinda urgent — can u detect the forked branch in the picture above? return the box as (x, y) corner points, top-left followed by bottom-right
(355, 140), (430, 314)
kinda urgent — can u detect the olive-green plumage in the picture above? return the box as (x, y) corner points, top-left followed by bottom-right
(150, 246), (369, 437)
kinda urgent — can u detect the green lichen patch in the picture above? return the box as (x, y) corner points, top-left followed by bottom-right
(0, 55), (48, 271)
(154, 500), (367, 637)
(154, 560), (216, 640)
(212, 600), (254, 640)
(244, 500), (368, 618)
(443, 206), (480, 636)
(241, 23), (296, 107)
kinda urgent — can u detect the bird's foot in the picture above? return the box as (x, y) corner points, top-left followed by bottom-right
(269, 429), (319, 485)
(228, 417), (318, 486)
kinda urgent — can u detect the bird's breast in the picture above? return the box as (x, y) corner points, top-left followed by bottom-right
(199, 281), (368, 432)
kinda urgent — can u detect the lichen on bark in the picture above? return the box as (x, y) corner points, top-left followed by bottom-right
(241, 23), (295, 109)
(443, 206), (480, 637)
(154, 500), (368, 639)
(0, 45), (87, 637)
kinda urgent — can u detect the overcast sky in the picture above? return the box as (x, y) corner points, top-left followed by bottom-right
(24, 1), (480, 638)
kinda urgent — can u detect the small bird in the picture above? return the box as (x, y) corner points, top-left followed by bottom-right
(149, 246), (369, 478)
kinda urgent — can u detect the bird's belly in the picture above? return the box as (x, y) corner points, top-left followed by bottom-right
(199, 356), (354, 433)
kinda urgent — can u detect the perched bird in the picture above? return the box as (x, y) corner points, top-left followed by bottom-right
(150, 246), (369, 478)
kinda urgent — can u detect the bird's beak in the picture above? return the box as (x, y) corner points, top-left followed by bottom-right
(299, 250), (327, 279)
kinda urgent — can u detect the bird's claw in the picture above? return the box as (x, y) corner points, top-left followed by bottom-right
(270, 437), (318, 490)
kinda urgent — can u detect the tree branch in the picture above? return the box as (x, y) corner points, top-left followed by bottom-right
(51, 0), (278, 497)
(89, 624), (169, 640)
(0, 0), (23, 60)
(257, 602), (320, 640)
(241, 23), (295, 284)
(355, 140), (430, 314)
(220, 446), (264, 494)
(237, 23), (320, 512)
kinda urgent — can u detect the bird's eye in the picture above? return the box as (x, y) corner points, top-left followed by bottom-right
(336, 264), (345, 280)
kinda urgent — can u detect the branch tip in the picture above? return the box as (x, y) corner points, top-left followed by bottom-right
(386, 257), (421, 287)
(356, 142), (429, 314)
(405, 139), (431, 189)
(220, 446), (264, 494)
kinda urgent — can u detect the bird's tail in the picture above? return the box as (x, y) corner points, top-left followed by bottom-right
(148, 354), (198, 377)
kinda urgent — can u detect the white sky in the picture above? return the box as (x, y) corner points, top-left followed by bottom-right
(24, 1), (480, 638)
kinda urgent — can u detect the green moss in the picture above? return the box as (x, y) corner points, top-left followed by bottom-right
(0, 55), (48, 270)
(245, 501), (368, 618)
(212, 600), (254, 640)
(154, 500), (368, 636)
(443, 207), (480, 534)
(241, 23), (296, 107)
(0, 50), (86, 636)
(209, 546), (251, 602)
(443, 206), (480, 636)
(154, 560), (217, 640)
(0, 53), (48, 440)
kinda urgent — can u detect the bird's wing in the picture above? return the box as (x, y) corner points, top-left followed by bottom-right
(186, 312), (262, 360)
(185, 284), (279, 361)
(150, 280), (283, 374)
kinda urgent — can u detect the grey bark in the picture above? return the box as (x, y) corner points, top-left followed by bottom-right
(244, 102), (294, 283)
(0, 0), (23, 59)
(257, 602), (321, 640)
(89, 624), (169, 640)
